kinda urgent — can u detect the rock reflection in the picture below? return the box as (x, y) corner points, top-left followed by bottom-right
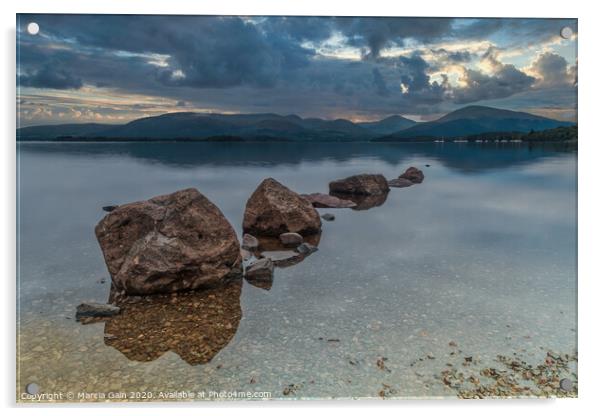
(329, 192), (388, 211)
(103, 279), (242, 365)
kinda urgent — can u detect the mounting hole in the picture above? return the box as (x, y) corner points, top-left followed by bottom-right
(26, 22), (39, 35)
(25, 382), (40, 395)
(559, 378), (573, 391)
(560, 26), (573, 40)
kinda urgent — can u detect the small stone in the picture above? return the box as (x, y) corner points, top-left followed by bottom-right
(260, 250), (301, 266)
(240, 248), (252, 261)
(321, 213), (335, 221)
(295, 242), (318, 255)
(388, 178), (414, 188)
(399, 167), (424, 184)
(242, 233), (259, 250)
(75, 302), (120, 321)
(279, 232), (303, 247)
(300, 193), (357, 208)
(245, 258), (274, 280)
(102, 205), (119, 212)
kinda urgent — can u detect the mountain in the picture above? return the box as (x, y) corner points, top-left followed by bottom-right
(15, 123), (116, 140)
(17, 106), (574, 142)
(17, 112), (376, 142)
(376, 106), (574, 141)
(358, 115), (417, 135)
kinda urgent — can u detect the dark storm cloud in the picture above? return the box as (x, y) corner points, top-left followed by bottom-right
(396, 53), (448, 104)
(453, 66), (536, 104)
(335, 17), (453, 58)
(371, 67), (390, 96)
(19, 15), (314, 89)
(18, 64), (83, 90)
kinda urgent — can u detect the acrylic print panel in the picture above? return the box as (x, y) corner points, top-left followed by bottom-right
(16, 14), (577, 402)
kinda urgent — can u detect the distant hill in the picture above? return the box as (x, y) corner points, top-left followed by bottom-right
(357, 115), (416, 135)
(17, 106), (573, 142)
(18, 112), (394, 142)
(16, 123), (117, 140)
(376, 106), (574, 141)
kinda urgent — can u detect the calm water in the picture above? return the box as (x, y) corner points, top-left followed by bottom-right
(16, 142), (577, 401)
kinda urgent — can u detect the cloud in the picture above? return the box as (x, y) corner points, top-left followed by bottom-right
(19, 64), (83, 89)
(15, 15), (577, 124)
(528, 52), (576, 88)
(453, 48), (536, 103)
(335, 17), (453, 58)
(372, 67), (390, 96)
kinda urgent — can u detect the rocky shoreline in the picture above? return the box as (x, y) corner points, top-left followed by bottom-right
(86, 166), (425, 305)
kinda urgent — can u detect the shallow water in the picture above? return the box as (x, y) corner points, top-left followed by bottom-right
(16, 142), (577, 401)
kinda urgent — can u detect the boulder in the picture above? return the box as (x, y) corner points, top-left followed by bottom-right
(388, 178), (414, 188)
(76, 302), (120, 321)
(399, 167), (424, 184)
(279, 232), (303, 247)
(242, 233), (259, 250)
(301, 193), (357, 208)
(329, 174), (390, 195)
(95, 188), (242, 295)
(243, 178), (322, 237)
(321, 213), (335, 221)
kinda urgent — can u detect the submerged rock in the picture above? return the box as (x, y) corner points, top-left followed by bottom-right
(242, 233), (259, 250)
(240, 248), (253, 261)
(279, 232), (303, 247)
(244, 258), (274, 290)
(301, 193), (356, 208)
(76, 302), (120, 321)
(330, 191), (388, 211)
(329, 174), (390, 195)
(321, 213), (335, 221)
(388, 178), (414, 188)
(245, 258), (274, 279)
(296, 242), (318, 255)
(243, 178), (322, 237)
(260, 250), (303, 267)
(95, 188), (242, 295)
(399, 167), (424, 184)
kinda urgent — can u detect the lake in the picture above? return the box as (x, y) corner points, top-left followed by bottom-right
(16, 142), (577, 400)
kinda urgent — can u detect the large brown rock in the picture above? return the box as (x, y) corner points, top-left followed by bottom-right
(329, 174), (390, 195)
(95, 188), (242, 295)
(243, 178), (321, 237)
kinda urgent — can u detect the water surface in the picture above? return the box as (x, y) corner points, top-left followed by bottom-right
(17, 142), (577, 400)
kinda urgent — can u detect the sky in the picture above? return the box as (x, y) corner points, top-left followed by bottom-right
(16, 15), (577, 127)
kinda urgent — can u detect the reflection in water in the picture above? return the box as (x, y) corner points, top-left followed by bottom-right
(103, 279), (242, 365)
(330, 191), (389, 211)
(244, 272), (273, 291)
(18, 141), (576, 172)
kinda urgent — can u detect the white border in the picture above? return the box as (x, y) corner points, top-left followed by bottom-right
(2, 1), (600, 415)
